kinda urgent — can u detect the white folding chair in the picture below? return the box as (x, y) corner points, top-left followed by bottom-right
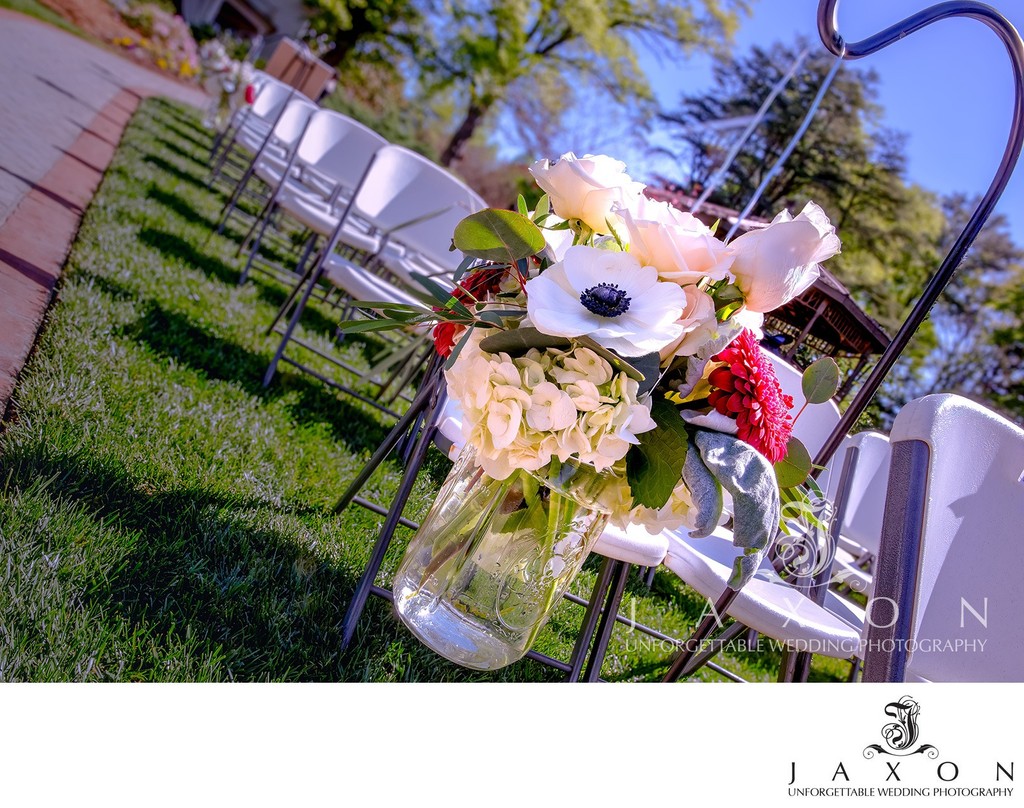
(864, 394), (1024, 682)
(821, 430), (891, 595)
(209, 78), (299, 183)
(215, 97), (319, 241)
(238, 109), (389, 283)
(262, 145), (486, 416)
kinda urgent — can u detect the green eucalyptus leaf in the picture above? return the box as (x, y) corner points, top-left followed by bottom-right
(774, 436), (812, 488)
(453, 208), (546, 263)
(478, 326), (571, 356)
(452, 253), (478, 283)
(336, 318), (412, 334)
(802, 357), (840, 404)
(630, 352), (663, 397)
(516, 194), (529, 216)
(625, 398), (689, 510)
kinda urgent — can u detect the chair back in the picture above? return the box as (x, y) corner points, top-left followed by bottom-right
(864, 394), (1024, 682)
(822, 430), (890, 556)
(387, 198), (486, 271)
(765, 353), (842, 456)
(248, 80), (295, 122)
(336, 146), (485, 264)
(271, 98), (318, 149)
(295, 110), (388, 191)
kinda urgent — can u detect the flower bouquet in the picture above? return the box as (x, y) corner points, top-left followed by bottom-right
(344, 153), (841, 670)
(199, 39), (255, 131)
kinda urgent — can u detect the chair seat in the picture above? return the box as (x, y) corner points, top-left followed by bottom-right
(592, 524), (670, 567)
(664, 527), (863, 658)
(279, 190), (381, 253)
(322, 256), (429, 312)
(236, 127), (284, 157)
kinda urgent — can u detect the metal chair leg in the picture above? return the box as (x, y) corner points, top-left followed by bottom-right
(663, 587), (741, 682)
(339, 386), (443, 652)
(582, 560), (630, 682)
(263, 260), (325, 387)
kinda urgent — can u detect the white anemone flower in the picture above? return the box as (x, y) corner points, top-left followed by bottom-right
(525, 246), (687, 357)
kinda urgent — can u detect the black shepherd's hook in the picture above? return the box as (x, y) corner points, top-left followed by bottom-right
(813, 0), (1024, 470)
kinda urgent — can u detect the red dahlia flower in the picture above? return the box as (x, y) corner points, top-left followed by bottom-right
(433, 266), (507, 357)
(706, 329), (794, 463)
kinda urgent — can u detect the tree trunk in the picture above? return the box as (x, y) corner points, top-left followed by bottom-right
(440, 101), (489, 167)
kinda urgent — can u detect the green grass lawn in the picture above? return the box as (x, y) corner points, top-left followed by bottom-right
(0, 97), (853, 683)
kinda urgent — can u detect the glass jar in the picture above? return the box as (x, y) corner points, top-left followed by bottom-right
(393, 446), (614, 670)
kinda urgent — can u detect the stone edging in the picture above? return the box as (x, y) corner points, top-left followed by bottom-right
(0, 87), (148, 421)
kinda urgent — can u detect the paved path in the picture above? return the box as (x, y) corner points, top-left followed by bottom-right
(0, 10), (206, 229)
(0, 10), (208, 417)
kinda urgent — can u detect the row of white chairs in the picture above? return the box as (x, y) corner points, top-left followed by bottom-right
(206, 71), (487, 412)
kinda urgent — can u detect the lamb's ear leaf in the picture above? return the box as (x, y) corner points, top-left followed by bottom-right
(694, 430), (781, 589)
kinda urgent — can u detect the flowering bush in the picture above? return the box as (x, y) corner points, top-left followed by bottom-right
(117, 4), (199, 78)
(344, 152), (842, 587)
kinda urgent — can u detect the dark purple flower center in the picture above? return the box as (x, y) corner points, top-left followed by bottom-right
(580, 283), (631, 317)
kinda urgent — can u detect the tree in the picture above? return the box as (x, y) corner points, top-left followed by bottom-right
(875, 197), (1024, 425)
(414, 0), (749, 167)
(303, 0), (421, 67)
(658, 40), (946, 335)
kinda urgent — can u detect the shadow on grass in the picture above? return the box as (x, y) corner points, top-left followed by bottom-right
(138, 226), (240, 286)
(2, 447), (365, 681)
(142, 154), (210, 191)
(136, 227), (349, 342)
(3, 443), (562, 682)
(145, 185), (231, 237)
(109, 289), (393, 457)
(153, 134), (210, 168)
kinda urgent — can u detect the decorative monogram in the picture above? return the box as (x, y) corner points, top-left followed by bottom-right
(863, 696), (940, 759)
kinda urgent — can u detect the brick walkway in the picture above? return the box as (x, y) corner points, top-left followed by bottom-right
(0, 10), (207, 418)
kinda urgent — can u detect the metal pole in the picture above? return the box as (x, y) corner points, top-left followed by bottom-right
(812, 0), (1024, 471)
(692, 48), (810, 214)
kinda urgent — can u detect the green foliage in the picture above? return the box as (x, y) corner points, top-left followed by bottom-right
(626, 398), (690, 510)
(774, 437), (811, 489)
(303, 0), (421, 66)
(416, 0), (749, 164)
(453, 208), (547, 263)
(875, 198), (1024, 426)
(660, 40), (944, 337)
(801, 357), (840, 405)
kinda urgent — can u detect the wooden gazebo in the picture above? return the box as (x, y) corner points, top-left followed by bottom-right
(646, 182), (890, 401)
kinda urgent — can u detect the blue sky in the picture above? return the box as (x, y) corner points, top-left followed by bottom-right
(566, 0), (1024, 246)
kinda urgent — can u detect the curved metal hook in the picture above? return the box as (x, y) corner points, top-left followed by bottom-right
(812, 0), (1024, 469)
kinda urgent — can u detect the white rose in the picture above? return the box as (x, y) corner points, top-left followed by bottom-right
(618, 196), (734, 286)
(529, 153), (645, 235)
(658, 285), (718, 361)
(728, 201), (841, 314)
